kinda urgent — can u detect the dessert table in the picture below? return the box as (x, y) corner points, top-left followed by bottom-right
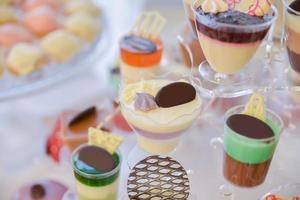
(1, 0), (300, 200)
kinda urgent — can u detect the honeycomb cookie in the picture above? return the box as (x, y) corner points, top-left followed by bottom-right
(0, 6), (17, 24)
(41, 29), (82, 62)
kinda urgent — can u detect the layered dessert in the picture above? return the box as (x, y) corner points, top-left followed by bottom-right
(120, 79), (201, 154)
(72, 128), (123, 200)
(264, 195), (300, 200)
(119, 11), (165, 83)
(61, 106), (110, 151)
(10, 179), (68, 200)
(223, 94), (283, 187)
(193, 0), (275, 74)
(120, 35), (163, 83)
(286, 0), (300, 73)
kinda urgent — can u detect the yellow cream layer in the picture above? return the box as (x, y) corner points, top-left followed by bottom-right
(198, 33), (260, 74)
(76, 178), (119, 200)
(120, 61), (160, 84)
(287, 11), (300, 34)
(120, 79), (201, 133)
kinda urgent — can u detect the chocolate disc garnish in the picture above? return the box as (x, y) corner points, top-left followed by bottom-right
(127, 155), (190, 200)
(120, 35), (157, 54)
(68, 106), (97, 127)
(227, 114), (274, 139)
(155, 82), (196, 108)
(78, 145), (115, 173)
(31, 184), (46, 199)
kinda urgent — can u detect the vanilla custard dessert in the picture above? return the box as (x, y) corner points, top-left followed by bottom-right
(120, 79), (201, 154)
(193, 0), (276, 74)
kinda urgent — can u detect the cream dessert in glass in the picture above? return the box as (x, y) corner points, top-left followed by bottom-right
(283, 0), (300, 101)
(192, 0), (277, 84)
(72, 128), (123, 200)
(120, 76), (201, 158)
(119, 11), (166, 83)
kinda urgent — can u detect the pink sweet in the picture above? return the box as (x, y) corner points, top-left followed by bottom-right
(23, 6), (61, 37)
(22, 0), (60, 12)
(10, 179), (68, 200)
(0, 24), (33, 47)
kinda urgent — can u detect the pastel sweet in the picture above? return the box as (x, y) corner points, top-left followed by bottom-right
(7, 43), (46, 76)
(64, 0), (101, 17)
(0, 23), (33, 47)
(65, 12), (100, 42)
(23, 6), (61, 37)
(22, 0), (60, 12)
(41, 29), (82, 62)
(0, 6), (17, 24)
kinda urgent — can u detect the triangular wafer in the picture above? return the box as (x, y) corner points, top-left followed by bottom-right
(243, 93), (266, 122)
(88, 127), (123, 154)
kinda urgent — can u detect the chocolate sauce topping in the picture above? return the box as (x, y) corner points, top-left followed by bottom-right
(120, 35), (157, 54)
(31, 184), (46, 199)
(155, 82), (196, 108)
(289, 0), (300, 15)
(69, 106), (97, 127)
(195, 9), (272, 43)
(78, 145), (115, 173)
(227, 114), (274, 139)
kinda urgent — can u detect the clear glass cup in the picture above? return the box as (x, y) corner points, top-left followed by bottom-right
(223, 105), (283, 188)
(182, 0), (197, 37)
(119, 73), (202, 167)
(71, 144), (121, 200)
(261, 183), (300, 199)
(283, 0), (300, 75)
(192, 3), (277, 84)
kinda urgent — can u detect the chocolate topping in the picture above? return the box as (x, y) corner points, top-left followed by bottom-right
(30, 184), (46, 199)
(120, 35), (157, 54)
(289, 0), (300, 15)
(227, 114), (274, 139)
(195, 9), (272, 43)
(134, 93), (157, 111)
(78, 145), (115, 173)
(155, 82), (196, 108)
(69, 106), (97, 128)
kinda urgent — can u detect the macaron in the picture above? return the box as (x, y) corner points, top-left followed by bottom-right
(22, 0), (60, 12)
(65, 12), (100, 42)
(0, 23), (33, 48)
(64, 0), (101, 17)
(41, 29), (82, 62)
(0, 6), (17, 24)
(23, 6), (61, 37)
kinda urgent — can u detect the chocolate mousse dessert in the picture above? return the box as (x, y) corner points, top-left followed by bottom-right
(286, 0), (300, 73)
(193, 0), (275, 74)
(223, 93), (283, 188)
(224, 114), (275, 187)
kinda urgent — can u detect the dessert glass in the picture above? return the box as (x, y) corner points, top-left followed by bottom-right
(183, 0), (197, 36)
(223, 105), (283, 188)
(192, 3), (277, 86)
(72, 144), (121, 200)
(119, 35), (163, 83)
(283, 0), (300, 74)
(119, 73), (202, 167)
(261, 183), (300, 199)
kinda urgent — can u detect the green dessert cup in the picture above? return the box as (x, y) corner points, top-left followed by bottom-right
(223, 105), (283, 188)
(72, 144), (121, 200)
